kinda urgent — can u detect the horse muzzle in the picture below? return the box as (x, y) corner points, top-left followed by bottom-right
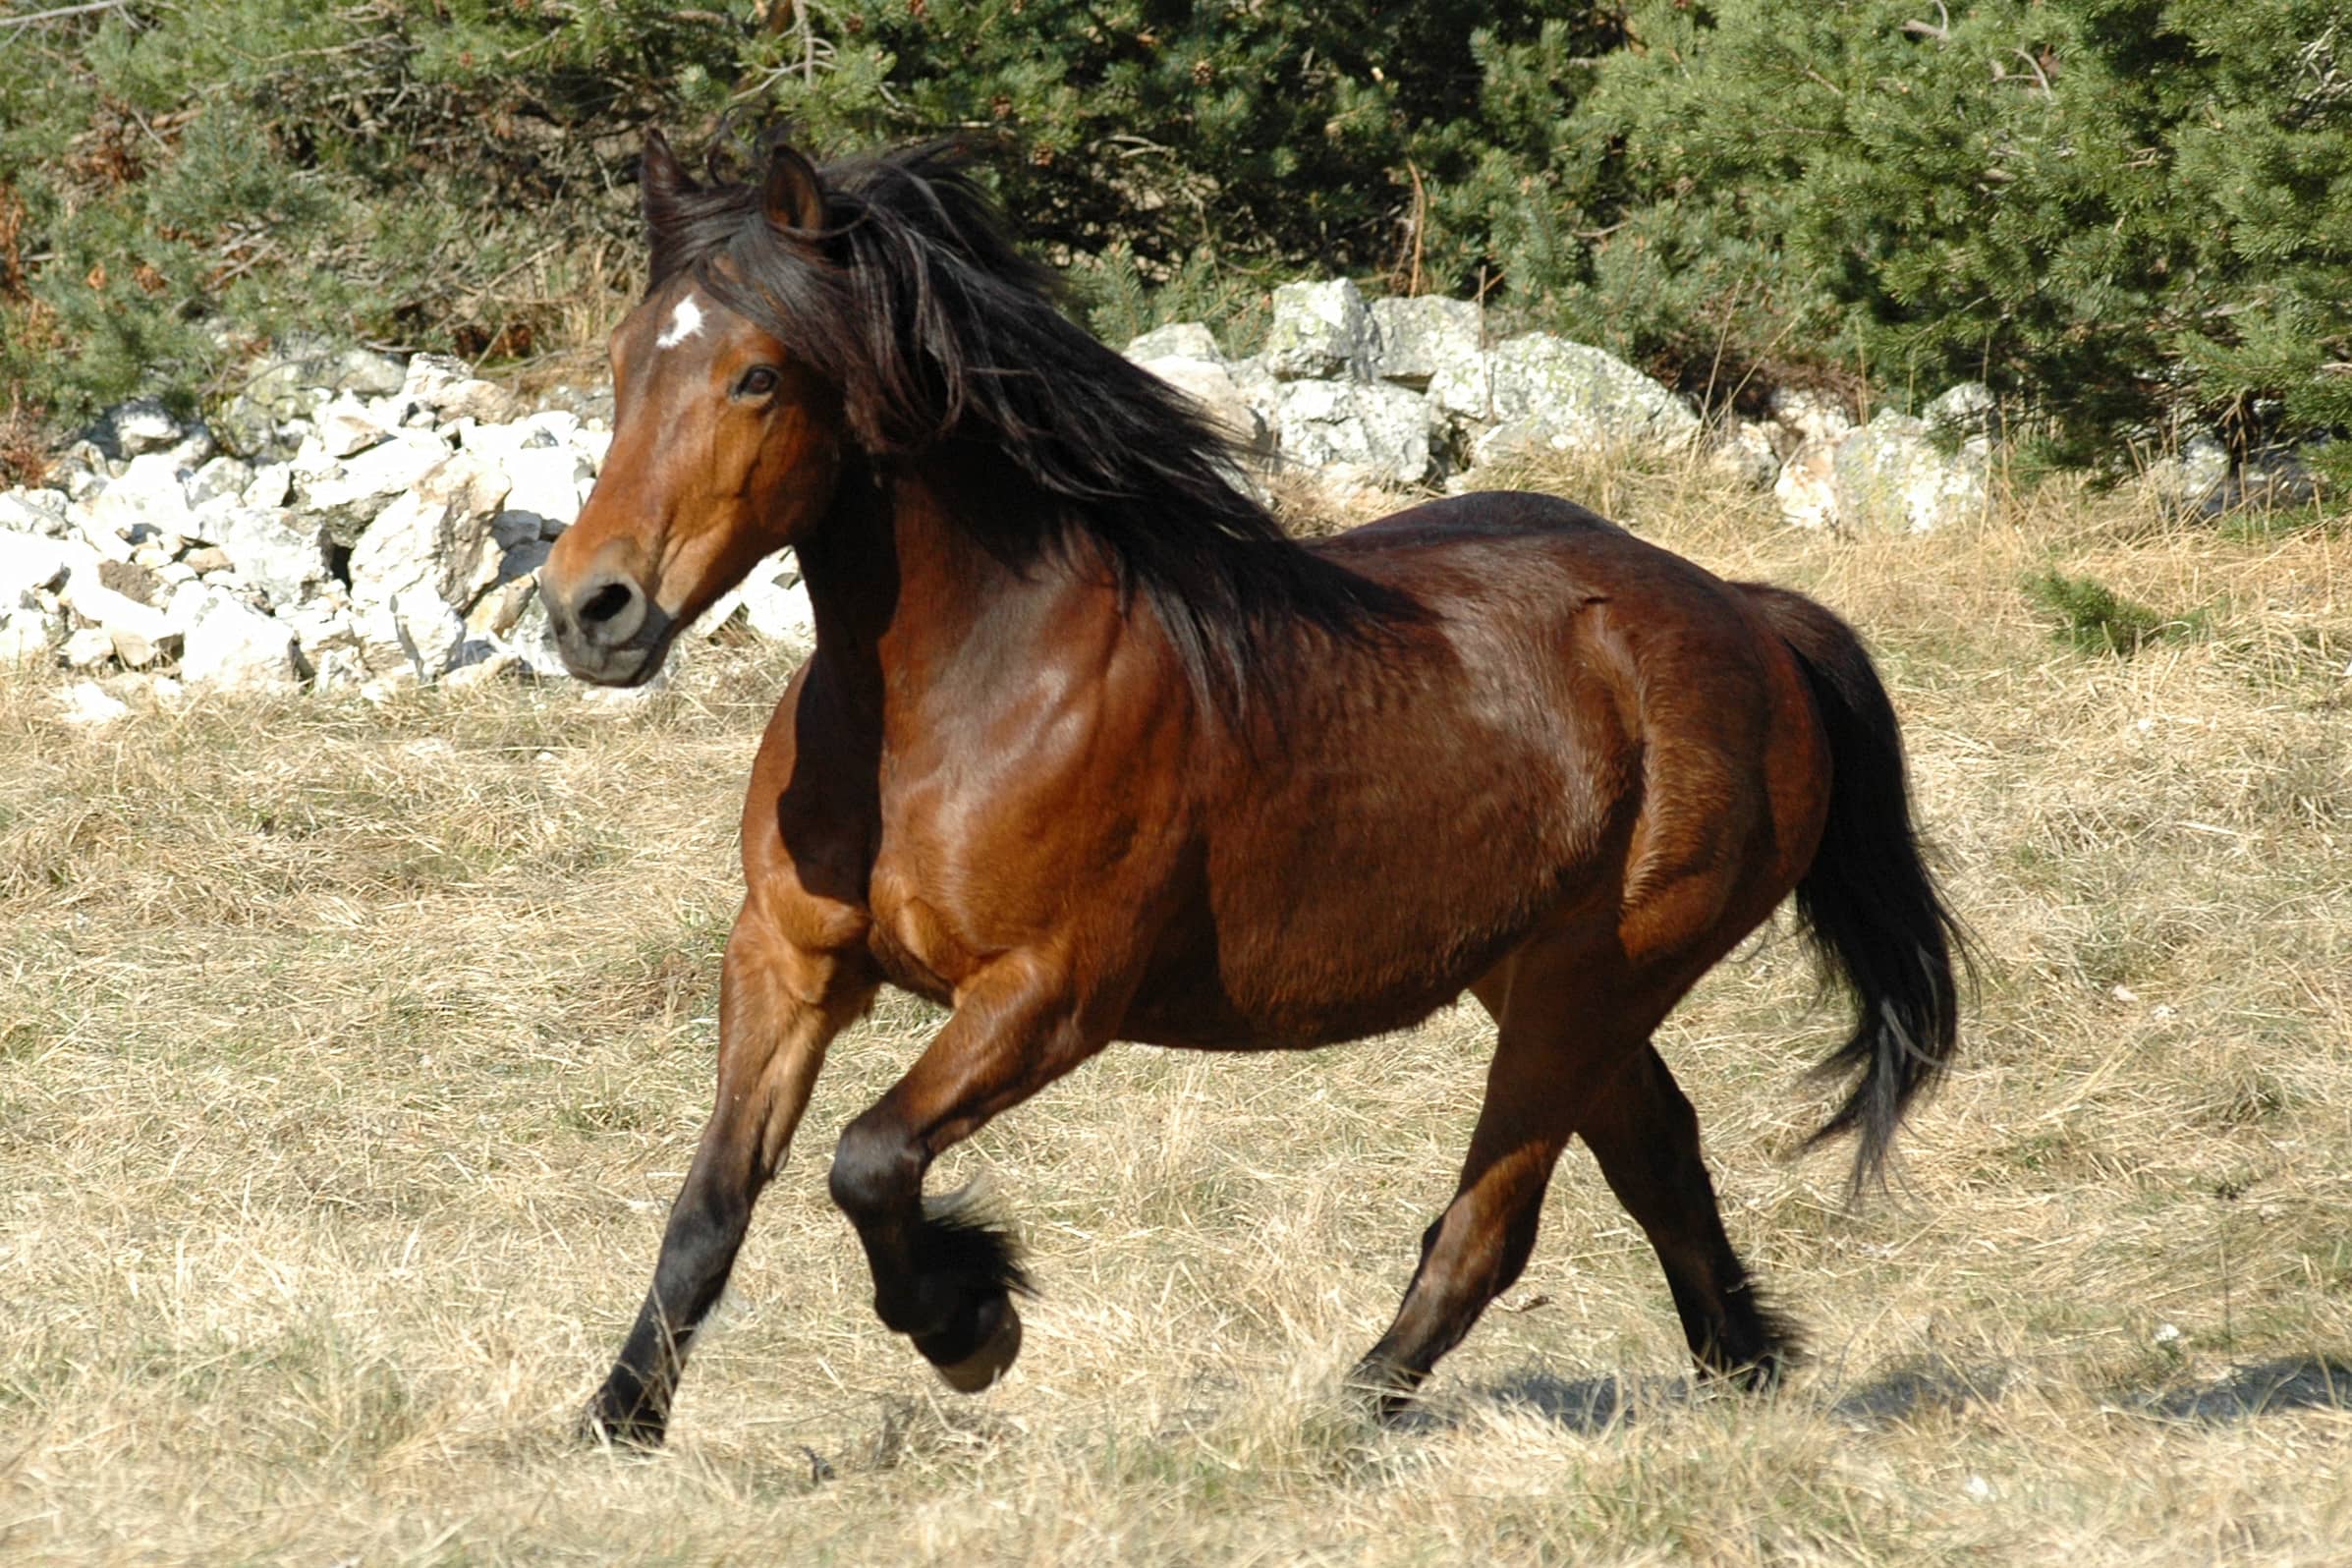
(539, 567), (675, 687)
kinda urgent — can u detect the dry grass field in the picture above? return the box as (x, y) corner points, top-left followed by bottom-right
(2, 458), (2348, 1566)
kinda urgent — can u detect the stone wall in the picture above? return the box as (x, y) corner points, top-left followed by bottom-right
(1126, 279), (2003, 529)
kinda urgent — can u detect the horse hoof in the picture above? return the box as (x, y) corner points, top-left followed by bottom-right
(931, 1294), (1023, 1394)
(581, 1386), (669, 1450)
(1345, 1356), (1426, 1426)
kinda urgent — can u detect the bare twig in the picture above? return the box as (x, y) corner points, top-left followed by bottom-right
(1404, 159), (1426, 299)
(1902, 2), (1952, 41)
(0, 0), (131, 29)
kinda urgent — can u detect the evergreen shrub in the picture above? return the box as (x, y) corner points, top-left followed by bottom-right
(0, 1), (2343, 497)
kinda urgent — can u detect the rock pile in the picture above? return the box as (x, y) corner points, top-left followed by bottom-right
(0, 347), (812, 696)
(1122, 278), (1991, 532)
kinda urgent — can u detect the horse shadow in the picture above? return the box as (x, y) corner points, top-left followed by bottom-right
(2133, 1356), (2352, 1424)
(1440, 1352), (2352, 1434)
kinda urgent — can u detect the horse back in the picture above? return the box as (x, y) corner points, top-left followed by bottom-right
(1138, 490), (1820, 1046)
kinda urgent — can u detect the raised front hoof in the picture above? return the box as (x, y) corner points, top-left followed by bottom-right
(917, 1291), (1023, 1394)
(580, 1380), (670, 1450)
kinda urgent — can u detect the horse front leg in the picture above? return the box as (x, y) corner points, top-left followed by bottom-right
(826, 952), (1107, 1391)
(586, 894), (875, 1447)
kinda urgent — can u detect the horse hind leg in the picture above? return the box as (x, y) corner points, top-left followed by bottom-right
(1353, 945), (1795, 1415)
(1351, 956), (1620, 1414)
(1579, 1042), (1799, 1387)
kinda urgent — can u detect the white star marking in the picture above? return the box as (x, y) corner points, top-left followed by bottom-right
(655, 296), (705, 350)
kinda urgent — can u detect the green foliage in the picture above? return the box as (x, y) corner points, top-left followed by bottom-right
(0, 0), (2346, 494)
(1068, 244), (1272, 355)
(2024, 568), (2201, 654)
(0, 0), (748, 441)
(1528, 1), (2352, 465)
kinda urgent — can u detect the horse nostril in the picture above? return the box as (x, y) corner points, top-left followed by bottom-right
(580, 581), (638, 627)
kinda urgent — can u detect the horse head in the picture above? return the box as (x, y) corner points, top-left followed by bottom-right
(539, 130), (846, 687)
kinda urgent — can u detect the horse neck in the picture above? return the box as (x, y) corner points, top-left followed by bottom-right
(793, 447), (1116, 724)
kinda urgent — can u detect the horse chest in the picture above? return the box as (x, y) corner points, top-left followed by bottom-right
(864, 867), (974, 1002)
(864, 837), (1070, 1001)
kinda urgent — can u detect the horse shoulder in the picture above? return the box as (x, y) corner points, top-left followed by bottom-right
(868, 612), (1200, 997)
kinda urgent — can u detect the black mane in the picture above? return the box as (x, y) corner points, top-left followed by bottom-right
(643, 135), (1423, 713)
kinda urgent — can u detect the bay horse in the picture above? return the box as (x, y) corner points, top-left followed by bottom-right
(537, 129), (1965, 1448)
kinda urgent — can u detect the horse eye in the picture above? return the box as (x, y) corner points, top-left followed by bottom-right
(734, 365), (781, 400)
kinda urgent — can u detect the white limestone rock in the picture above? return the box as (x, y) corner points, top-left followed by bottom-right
(1263, 280), (1380, 382)
(462, 513), (551, 642)
(185, 456), (254, 511)
(0, 603), (61, 666)
(348, 452), (513, 679)
(296, 426), (453, 546)
(1829, 410), (1990, 532)
(0, 528), (91, 604)
(323, 346), (408, 398)
(739, 551), (815, 644)
(85, 452), (196, 547)
(1766, 387), (1857, 447)
(461, 413), (597, 531)
(277, 592), (363, 668)
(1225, 356), (1284, 435)
(443, 644), (522, 688)
(401, 353), (472, 404)
(1129, 351), (1273, 457)
(498, 445), (595, 532)
(499, 591), (571, 681)
(1473, 334), (1702, 460)
(1274, 378), (1433, 489)
(57, 680), (131, 726)
(425, 377), (520, 425)
(61, 626), (117, 670)
(188, 505), (334, 608)
(311, 392), (403, 460)
(1124, 322), (1224, 364)
(175, 587), (305, 691)
(1710, 419), (1785, 490)
(240, 462), (295, 510)
(1773, 436), (1846, 530)
(94, 397), (185, 459)
(1925, 381), (1999, 445)
(1368, 296), (1484, 394)
(0, 489), (73, 539)
(62, 558), (178, 666)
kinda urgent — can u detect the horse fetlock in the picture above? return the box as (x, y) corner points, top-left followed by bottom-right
(826, 1116), (919, 1224)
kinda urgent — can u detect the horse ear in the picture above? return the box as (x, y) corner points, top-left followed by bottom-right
(762, 143), (826, 233)
(641, 127), (695, 233)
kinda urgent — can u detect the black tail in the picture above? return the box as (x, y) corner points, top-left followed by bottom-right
(1743, 584), (1969, 1193)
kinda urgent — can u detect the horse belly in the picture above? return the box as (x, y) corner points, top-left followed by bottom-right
(1146, 733), (1628, 1048)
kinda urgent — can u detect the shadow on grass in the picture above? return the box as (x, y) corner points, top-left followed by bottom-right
(1829, 1357), (2009, 1426)
(1442, 1353), (2352, 1434)
(2132, 1357), (2352, 1425)
(1441, 1371), (1683, 1435)
(1458, 1358), (2007, 1434)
